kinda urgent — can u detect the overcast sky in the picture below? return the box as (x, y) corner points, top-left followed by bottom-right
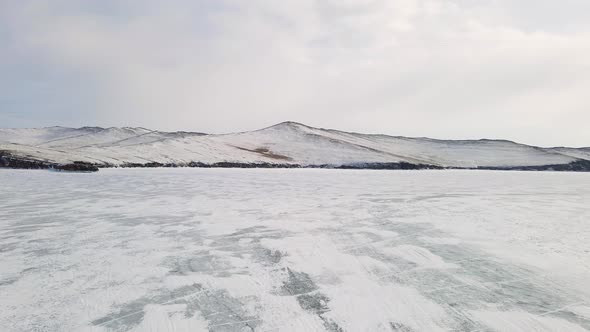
(1, 0), (589, 147)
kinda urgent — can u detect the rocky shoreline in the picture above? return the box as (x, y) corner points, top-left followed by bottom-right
(0, 152), (99, 172)
(2, 151), (590, 173)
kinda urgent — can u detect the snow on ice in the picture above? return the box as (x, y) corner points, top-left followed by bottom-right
(0, 168), (589, 331)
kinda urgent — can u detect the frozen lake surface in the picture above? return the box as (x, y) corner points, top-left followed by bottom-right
(1, 168), (589, 332)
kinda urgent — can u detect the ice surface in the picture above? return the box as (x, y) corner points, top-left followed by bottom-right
(0, 169), (589, 331)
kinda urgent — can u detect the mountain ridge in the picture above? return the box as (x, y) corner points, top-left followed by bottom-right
(15, 121), (587, 148)
(1, 122), (589, 171)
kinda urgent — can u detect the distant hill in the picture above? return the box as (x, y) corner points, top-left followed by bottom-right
(1, 122), (589, 171)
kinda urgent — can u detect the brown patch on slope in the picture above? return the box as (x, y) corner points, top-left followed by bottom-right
(233, 146), (293, 161)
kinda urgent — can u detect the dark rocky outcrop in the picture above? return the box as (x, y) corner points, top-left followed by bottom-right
(475, 159), (590, 172)
(120, 162), (172, 168)
(329, 162), (443, 170)
(117, 161), (301, 168)
(54, 162), (99, 172)
(1, 151), (99, 172)
(209, 162), (300, 168)
(1, 151), (51, 169)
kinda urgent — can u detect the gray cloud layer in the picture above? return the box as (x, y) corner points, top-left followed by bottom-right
(1, 0), (589, 146)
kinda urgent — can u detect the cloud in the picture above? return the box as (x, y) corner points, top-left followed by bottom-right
(1, 0), (589, 146)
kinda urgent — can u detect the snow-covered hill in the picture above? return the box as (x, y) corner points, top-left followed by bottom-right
(0, 122), (588, 169)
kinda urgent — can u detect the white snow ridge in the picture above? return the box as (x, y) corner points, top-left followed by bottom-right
(1, 122), (588, 170)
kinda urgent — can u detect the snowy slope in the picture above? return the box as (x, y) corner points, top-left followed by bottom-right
(549, 147), (590, 162)
(0, 122), (587, 167)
